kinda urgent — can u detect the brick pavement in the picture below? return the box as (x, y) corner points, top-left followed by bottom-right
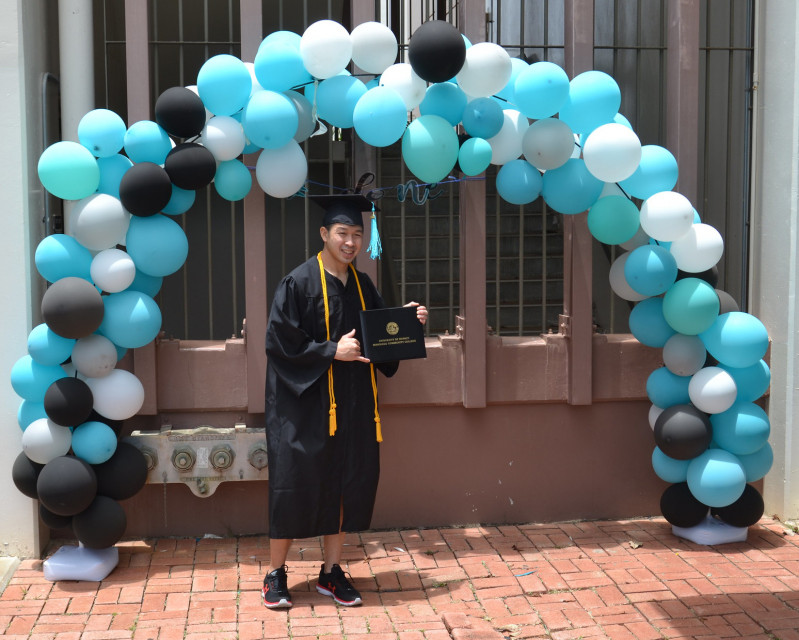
(2, 517), (799, 639)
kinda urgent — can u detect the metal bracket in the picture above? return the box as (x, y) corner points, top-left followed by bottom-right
(455, 315), (465, 340)
(559, 314), (571, 337)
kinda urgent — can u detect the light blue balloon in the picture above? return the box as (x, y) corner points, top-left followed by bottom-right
(719, 360), (770, 403)
(700, 311), (769, 369)
(710, 402), (770, 456)
(587, 196), (640, 245)
(559, 70), (621, 134)
(260, 30), (302, 52)
(98, 290), (162, 349)
(652, 446), (690, 483)
(401, 115), (459, 184)
(254, 43), (312, 92)
(737, 442), (773, 482)
(161, 185), (196, 215)
(96, 154), (133, 199)
(78, 109), (126, 158)
(419, 83), (467, 126)
(458, 137), (492, 176)
(495, 57), (529, 107)
(214, 159), (252, 201)
(38, 141), (100, 200)
(71, 421), (118, 464)
(614, 112), (633, 129)
(496, 160), (542, 205)
(10, 355), (67, 402)
(124, 120), (173, 165)
(619, 145), (678, 200)
(646, 366), (691, 409)
(316, 76), (367, 128)
(18, 400), (47, 431)
(541, 159), (603, 215)
(34, 234), (93, 283)
(662, 278), (720, 336)
(27, 324), (76, 366)
(126, 214), (189, 277)
(462, 98), (504, 139)
(241, 90), (298, 149)
(686, 448), (746, 508)
(353, 86), (408, 147)
(197, 54), (252, 116)
(514, 61), (570, 119)
(624, 244), (677, 297)
(126, 269), (163, 297)
(628, 297), (676, 347)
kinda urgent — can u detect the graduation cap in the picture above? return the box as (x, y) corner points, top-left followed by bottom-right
(308, 191), (383, 259)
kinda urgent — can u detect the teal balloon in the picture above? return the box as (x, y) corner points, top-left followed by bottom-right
(541, 159), (603, 215)
(38, 141), (100, 200)
(34, 234), (93, 283)
(458, 137), (492, 176)
(96, 154), (133, 199)
(652, 447), (690, 483)
(462, 98), (504, 139)
(623, 244), (677, 296)
(162, 185), (196, 215)
(496, 160), (542, 205)
(558, 70), (621, 134)
(646, 366), (691, 408)
(10, 355), (67, 402)
(316, 76), (367, 128)
(710, 402), (770, 456)
(126, 214), (189, 277)
(587, 196), (640, 245)
(71, 421), (118, 464)
(662, 278), (720, 335)
(126, 269), (163, 297)
(214, 159), (252, 201)
(197, 54), (252, 116)
(124, 120), (173, 165)
(353, 86), (408, 147)
(628, 298), (676, 347)
(18, 400), (47, 431)
(737, 443), (773, 482)
(27, 324), (75, 366)
(78, 109), (126, 158)
(513, 61), (570, 119)
(401, 115), (459, 184)
(700, 312), (769, 369)
(420, 82), (467, 126)
(241, 90), (298, 149)
(686, 448), (746, 508)
(254, 43), (312, 92)
(619, 145), (678, 200)
(719, 360), (770, 403)
(98, 290), (162, 349)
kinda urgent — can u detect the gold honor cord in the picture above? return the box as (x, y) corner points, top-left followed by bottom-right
(317, 253), (382, 442)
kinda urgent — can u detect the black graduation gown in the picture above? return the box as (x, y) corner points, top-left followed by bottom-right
(264, 256), (399, 539)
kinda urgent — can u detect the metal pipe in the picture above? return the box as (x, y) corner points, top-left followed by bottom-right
(58, 0), (95, 141)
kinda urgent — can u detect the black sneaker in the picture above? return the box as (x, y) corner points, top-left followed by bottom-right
(316, 564), (362, 606)
(262, 565), (292, 609)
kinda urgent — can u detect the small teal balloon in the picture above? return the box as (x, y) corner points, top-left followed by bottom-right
(71, 421), (118, 464)
(18, 400), (47, 431)
(652, 447), (690, 483)
(700, 312), (769, 369)
(541, 159), (603, 215)
(737, 442), (773, 482)
(719, 360), (770, 403)
(214, 159), (252, 201)
(662, 278), (720, 335)
(513, 61), (570, 119)
(558, 70), (621, 134)
(710, 402), (770, 456)
(241, 90), (298, 149)
(686, 448), (746, 508)
(462, 98), (504, 139)
(78, 109), (126, 158)
(27, 324), (76, 366)
(38, 141), (100, 200)
(646, 366), (691, 409)
(124, 120), (174, 165)
(401, 115), (459, 184)
(624, 244), (677, 297)
(254, 42), (312, 92)
(96, 154), (133, 199)
(496, 160), (542, 205)
(353, 86), (408, 147)
(126, 268), (163, 297)
(34, 234), (93, 283)
(316, 75), (367, 128)
(419, 82), (467, 126)
(628, 297), (676, 348)
(587, 196), (640, 245)
(161, 185), (196, 215)
(458, 137), (492, 176)
(98, 290), (163, 349)
(10, 355), (67, 402)
(126, 214), (189, 277)
(197, 54), (252, 116)
(619, 145), (678, 200)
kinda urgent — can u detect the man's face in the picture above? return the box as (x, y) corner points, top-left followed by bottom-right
(321, 223), (364, 265)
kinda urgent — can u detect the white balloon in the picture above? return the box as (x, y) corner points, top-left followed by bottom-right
(648, 404), (664, 430)
(582, 123), (642, 183)
(72, 334), (118, 378)
(90, 248), (136, 293)
(255, 141), (308, 199)
(201, 116), (246, 162)
(21, 418), (73, 464)
(351, 22), (398, 74)
(669, 223), (724, 273)
(689, 366), (738, 414)
(639, 191), (695, 242)
(67, 193), (131, 251)
(488, 109), (529, 165)
(300, 20), (352, 79)
(608, 252), (648, 301)
(663, 334), (707, 377)
(379, 63), (426, 110)
(456, 42), (512, 97)
(85, 368), (145, 421)
(522, 118), (574, 170)
(284, 90), (316, 142)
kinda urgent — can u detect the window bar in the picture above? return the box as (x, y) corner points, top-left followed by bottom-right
(448, 179), (455, 332)
(517, 205), (524, 335)
(493, 191), (500, 333)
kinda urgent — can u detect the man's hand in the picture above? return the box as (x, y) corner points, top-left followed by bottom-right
(335, 328), (370, 362)
(404, 301), (429, 325)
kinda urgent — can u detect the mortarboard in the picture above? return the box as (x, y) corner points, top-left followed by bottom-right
(308, 191), (383, 259)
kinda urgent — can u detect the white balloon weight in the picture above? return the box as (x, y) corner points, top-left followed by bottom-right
(255, 140), (308, 199)
(456, 42), (512, 97)
(488, 109), (529, 166)
(648, 404), (664, 430)
(300, 20), (352, 79)
(379, 63), (426, 110)
(85, 369), (145, 421)
(200, 116), (246, 161)
(351, 22), (398, 74)
(90, 248), (136, 293)
(669, 223), (724, 273)
(21, 418), (73, 464)
(582, 123), (642, 183)
(522, 118), (575, 170)
(67, 193), (131, 251)
(639, 191), (695, 242)
(72, 334), (119, 378)
(608, 252), (648, 302)
(663, 334), (707, 377)
(689, 366), (738, 414)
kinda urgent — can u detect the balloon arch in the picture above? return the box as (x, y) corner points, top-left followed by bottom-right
(11, 19), (772, 553)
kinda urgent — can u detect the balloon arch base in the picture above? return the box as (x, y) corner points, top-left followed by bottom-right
(43, 544), (119, 582)
(671, 514), (748, 546)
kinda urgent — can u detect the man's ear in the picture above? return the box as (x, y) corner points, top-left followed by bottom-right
(320, 226), (329, 242)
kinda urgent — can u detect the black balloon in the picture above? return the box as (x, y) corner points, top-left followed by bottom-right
(713, 484), (764, 527)
(37, 456), (98, 517)
(119, 162), (173, 216)
(660, 483), (709, 527)
(164, 143), (216, 190)
(12, 452), (43, 499)
(155, 86), (207, 139)
(715, 289), (740, 314)
(677, 265), (719, 288)
(39, 504), (73, 530)
(41, 277), (104, 339)
(408, 20), (467, 83)
(44, 377), (94, 427)
(94, 442), (148, 501)
(654, 404), (713, 460)
(72, 496), (127, 549)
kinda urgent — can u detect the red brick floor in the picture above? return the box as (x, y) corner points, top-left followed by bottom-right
(3, 517), (799, 640)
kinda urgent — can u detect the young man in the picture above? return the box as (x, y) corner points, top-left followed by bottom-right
(262, 194), (427, 608)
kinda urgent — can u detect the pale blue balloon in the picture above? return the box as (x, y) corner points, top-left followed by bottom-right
(652, 447), (690, 483)
(18, 400), (47, 431)
(126, 269), (163, 297)
(737, 442), (773, 482)
(316, 76), (367, 128)
(700, 312), (769, 369)
(624, 244), (677, 297)
(124, 120), (173, 165)
(514, 61), (570, 119)
(260, 30), (302, 52)
(628, 297), (676, 347)
(559, 70), (621, 134)
(78, 109), (126, 158)
(10, 355), (67, 402)
(161, 185), (196, 215)
(254, 43), (312, 92)
(719, 360), (770, 403)
(353, 86), (408, 147)
(34, 234), (93, 283)
(214, 159), (252, 201)
(241, 90), (298, 149)
(38, 141), (100, 200)
(197, 54), (252, 116)
(458, 138), (492, 176)
(27, 324), (76, 366)
(646, 366), (691, 408)
(126, 214), (189, 277)
(401, 115), (459, 184)
(462, 98), (504, 139)
(419, 83), (467, 126)
(686, 448), (746, 508)
(710, 402), (770, 456)
(71, 421), (118, 464)
(495, 57), (529, 107)
(98, 290), (162, 349)
(96, 154), (133, 199)
(496, 160), (542, 205)
(619, 145), (678, 200)
(541, 158), (603, 215)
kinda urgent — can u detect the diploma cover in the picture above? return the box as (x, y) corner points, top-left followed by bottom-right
(359, 306), (427, 363)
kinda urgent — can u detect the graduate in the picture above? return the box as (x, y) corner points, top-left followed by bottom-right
(262, 193), (428, 608)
